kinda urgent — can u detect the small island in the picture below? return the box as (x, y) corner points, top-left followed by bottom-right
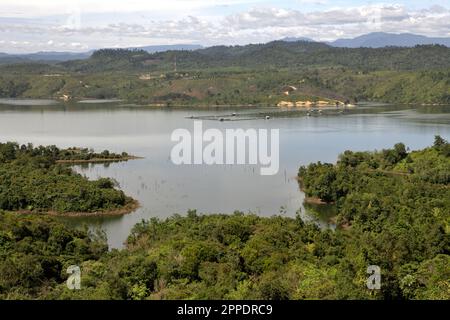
(0, 142), (140, 216)
(55, 147), (142, 164)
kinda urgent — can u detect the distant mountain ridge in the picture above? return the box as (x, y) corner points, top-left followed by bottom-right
(0, 51), (92, 63)
(0, 44), (203, 64)
(1, 33), (449, 64)
(281, 32), (450, 48)
(329, 32), (450, 48)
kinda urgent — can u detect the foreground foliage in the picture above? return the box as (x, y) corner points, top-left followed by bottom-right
(0, 212), (107, 299)
(0, 140), (448, 299)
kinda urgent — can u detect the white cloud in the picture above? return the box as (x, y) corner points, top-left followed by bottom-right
(0, 3), (449, 53)
(225, 5), (414, 29)
(0, 0), (256, 17)
(297, 0), (328, 4)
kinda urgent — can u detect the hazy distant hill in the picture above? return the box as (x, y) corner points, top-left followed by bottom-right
(0, 51), (92, 63)
(3, 33), (449, 65)
(330, 32), (450, 48)
(0, 44), (203, 64)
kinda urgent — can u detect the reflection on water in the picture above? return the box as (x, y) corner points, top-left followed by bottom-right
(0, 101), (449, 248)
(78, 99), (123, 104)
(303, 202), (337, 230)
(0, 98), (59, 106)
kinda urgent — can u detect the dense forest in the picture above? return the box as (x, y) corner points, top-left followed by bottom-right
(0, 41), (449, 105)
(0, 142), (136, 214)
(0, 139), (448, 299)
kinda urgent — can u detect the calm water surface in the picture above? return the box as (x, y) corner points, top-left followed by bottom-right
(0, 100), (449, 248)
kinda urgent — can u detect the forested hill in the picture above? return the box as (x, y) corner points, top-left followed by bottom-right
(61, 42), (450, 72)
(1, 41), (449, 105)
(153, 42), (450, 71)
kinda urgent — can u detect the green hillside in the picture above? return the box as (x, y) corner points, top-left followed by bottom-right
(1, 42), (450, 105)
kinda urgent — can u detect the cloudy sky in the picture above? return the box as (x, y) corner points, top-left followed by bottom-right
(1, 0), (449, 53)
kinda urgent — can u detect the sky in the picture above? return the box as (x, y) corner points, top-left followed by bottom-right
(0, 0), (449, 53)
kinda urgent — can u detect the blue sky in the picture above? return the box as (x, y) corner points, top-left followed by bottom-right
(0, 0), (449, 53)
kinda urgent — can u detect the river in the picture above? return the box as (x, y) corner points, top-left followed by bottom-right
(0, 99), (449, 248)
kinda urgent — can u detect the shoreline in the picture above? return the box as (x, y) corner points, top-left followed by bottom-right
(2, 98), (450, 110)
(304, 196), (333, 205)
(296, 176), (334, 205)
(11, 199), (140, 217)
(56, 155), (143, 164)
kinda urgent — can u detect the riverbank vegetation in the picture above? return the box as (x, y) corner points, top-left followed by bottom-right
(0, 142), (136, 214)
(55, 147), (138, 163)
(0, 140), (448, 300)
(0, 42), (449, 105)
